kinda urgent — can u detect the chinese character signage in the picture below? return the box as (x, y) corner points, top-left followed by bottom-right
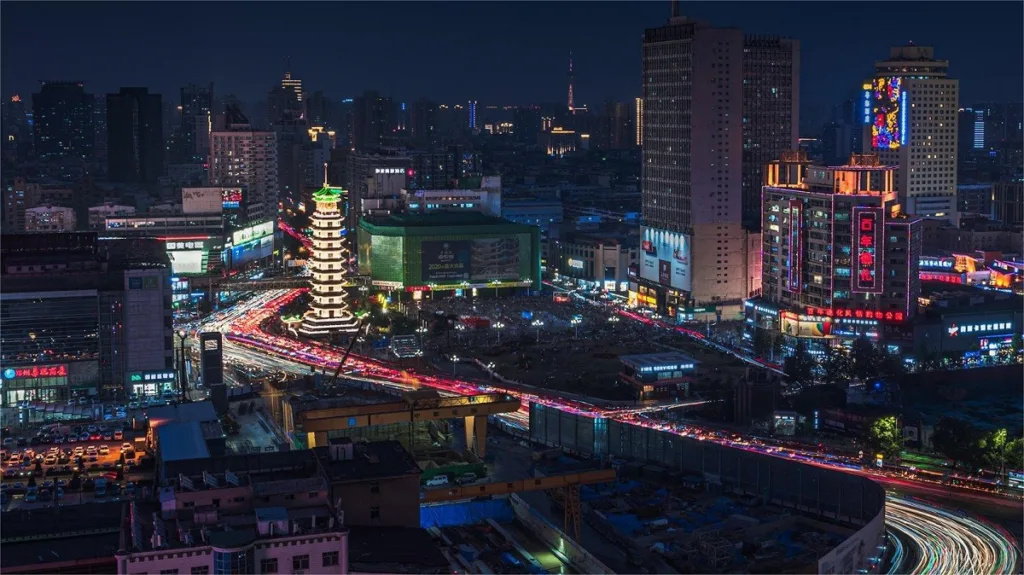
(2, 365), (68, 380)
(127, 370), (176, 384)
(853, 208), (883, 294)
(804, 307), (904, 322)
(788, 200), (803, 294)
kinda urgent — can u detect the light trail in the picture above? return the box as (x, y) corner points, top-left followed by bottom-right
(885, 495), (1020, 575)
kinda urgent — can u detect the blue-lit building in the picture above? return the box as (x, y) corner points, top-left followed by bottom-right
(619, 352), (699, 401)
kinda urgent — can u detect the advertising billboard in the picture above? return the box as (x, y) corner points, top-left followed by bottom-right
(221, 188), (243, 209)
(640, 227), (691, 292)
(781, 311), (833, 338)
(868, 77), (908, 150)
(788, 200), (803, 294)
(232, 221), (275, 246)
(165, 238), (214, 276)
(421, 237), (521, 283)
(852, 208), (883, 294)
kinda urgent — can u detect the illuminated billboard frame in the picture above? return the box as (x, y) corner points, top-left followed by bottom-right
(868, 77), (908, 150)
(852, 207), (884, 294)
(788, 200), (802, 294)
(222, 188), (243, 209)
(232, 221), (274, 246)
(639, 226), (692, 293)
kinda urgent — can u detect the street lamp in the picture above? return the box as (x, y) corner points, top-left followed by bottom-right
(570, 318), (581, 339)
(531, 319), (545, 342)
(493, 322), (506, 345)
(451, 355), (459, 375)
(175, 330), (188, 403)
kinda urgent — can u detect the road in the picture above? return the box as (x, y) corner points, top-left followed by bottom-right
(192, 290), (1022, 574)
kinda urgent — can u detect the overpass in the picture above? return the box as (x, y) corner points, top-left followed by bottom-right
(283, 390), (521, 457)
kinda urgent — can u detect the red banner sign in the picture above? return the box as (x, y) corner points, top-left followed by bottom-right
(10, 365), (68, 379)
(805, 306), (904, 322)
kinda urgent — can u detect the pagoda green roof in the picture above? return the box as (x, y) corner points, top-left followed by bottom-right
(312, 186), (345, 202)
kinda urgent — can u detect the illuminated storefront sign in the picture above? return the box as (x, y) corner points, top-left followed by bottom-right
(166, 240), (207, 251)
(232, 221), (275, 246)
(788, 200), (802, 294)
(804, 306), (904, 322)
(639, 363), (695, 373)
(745, 301), (780, 317)
(568, 258), (584, 269)
(2, 365), (68, 379)
(920, 271), (965, 285)
(853, 208), (883, 293)
(920, 258), (955, 270)
(371, 281), (404, 289)
(946, 322), (1013, 337)
(127, 370), (175, 384)
(221, 189), (243, 209)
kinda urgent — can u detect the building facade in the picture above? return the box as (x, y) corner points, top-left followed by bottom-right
(24, 205), (76, 232)
(301, 184), (359, 338)
(32, 81), (95, 160)
(107, 87), (164, 183)
(209, 107), (279, 223)
(862, 45), (959, 223)
(746, 153), (922, 352)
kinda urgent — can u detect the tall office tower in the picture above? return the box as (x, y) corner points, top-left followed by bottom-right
(350, 90), (392, 152)
(178, 83), (214, 164)
(32, 81), (95, 160)
(300, 171), (359, 338)
(410, 99), (439, 149)
(306, 91), (332, 128)
(567, 53), (576, 114)
(741, 36), (800, 231)
(106, 88), (164, 184)
(861, 44), (959, 224)
(747, 152), (922, 353)
(634, 97), (644, 147)
(267, 63), (304, 128)
(2, 94), (29, 162)
(93, 97), (108, 168)
(595, 100), (634, 150)
(640, 8), (748, 311)
(208, 105), (279, 223)
(468, 101), (478, 131)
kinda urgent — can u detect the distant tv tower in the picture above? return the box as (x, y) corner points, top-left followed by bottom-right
(567, 52), (575, 115)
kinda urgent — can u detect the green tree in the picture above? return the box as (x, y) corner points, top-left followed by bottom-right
(867, 415), (903, 460)
(783, 339), (816, 384)
(981, 429), (1023, 476)
(1011, 334), (1023, 363)
(850, 335), (878, 380)
(1006, 438), (1024, 471)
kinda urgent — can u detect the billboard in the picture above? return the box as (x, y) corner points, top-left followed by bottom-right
(853, 208), (883, 293)
(421, 237), (521, 282)
(640, 227), (691, 292)
(788, 200), (803, 294)
(221, 188), (243, 209)
(165, 238), (214, 276)
(232, 221), (274, 246)
(182, 187), (224, 215)
(781, 311), (833, 338)
(868, 77), (908, 150)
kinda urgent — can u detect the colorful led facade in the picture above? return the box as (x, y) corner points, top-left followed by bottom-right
(300, 177), (359, 338)
(867, 77), (907, 150)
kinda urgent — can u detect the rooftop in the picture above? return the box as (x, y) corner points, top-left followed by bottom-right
(313, 439), (422, 483)
(157, 421), (211, 462)
(146, 401), (219, 428)
(0, 501), (124, 570)
(360, 211), (536, 233)
(620, 352), (700, 370)
(347, 526), (450, 573)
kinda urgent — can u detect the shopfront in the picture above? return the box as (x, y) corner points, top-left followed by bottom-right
(127, 369), (177, 398)
(1, 364), (70, 406)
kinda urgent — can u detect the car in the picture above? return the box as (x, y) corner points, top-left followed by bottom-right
(55, 487), (64, 499)
(12, 482), (24, 490)
(56, 479), (66, 487)
(73, 447), (84, 455)
(2, 438), (13, 446)
(78, 397), (89, 405)
(122, 442), (133, 452)
(79, 433), (90, 441)
(43, 456), (56, 465)
(102, 432), (113, 441)
(67, 434), (78, 443)
(113, 431), (123, 441)
(90, 433), (101, 441)
(3, 469), (15, 479)
(25, 490), (37, 503)
(98, 445), (110, 455)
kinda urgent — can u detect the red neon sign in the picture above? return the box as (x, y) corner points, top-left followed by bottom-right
(9, 365), (68, 379)
(805, 307), (904, 322)
(855, 210), (878, 290)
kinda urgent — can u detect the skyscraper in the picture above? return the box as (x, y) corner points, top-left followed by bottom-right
(32, 81), (94, 160)
(209, 106), (278, 223)
(106, 87), (164, 183)
(178, 83), (214, 164)
(640, 10), (746, 311)
(350, 90), (392, 152)
(862, 44), (959, 223)
(741, 36), (800, 230)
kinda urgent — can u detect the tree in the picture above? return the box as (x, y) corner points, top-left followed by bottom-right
(783, 339), (816, 384)
(1006, 438), (1024, 471)
(821, 346), (851, 385)
(752, 329), (770, 358)
(932, 417), (985, 470)
(867, 415), (903, 460)
(1011, 334), (1023, 363)
(981, 429), (1023, 476)
(850, 335), (878, 381)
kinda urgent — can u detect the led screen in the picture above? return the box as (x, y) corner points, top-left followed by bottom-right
(871, 77), (907, 150)
(781, 312), (833, 338)
(167, 250), (206, 275)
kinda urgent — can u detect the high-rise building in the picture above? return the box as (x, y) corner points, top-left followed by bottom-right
(567, 53), (576, 114)
(32, 81), (95, 160)
(741, 36), (800, 230)
(178, 83), (214, 164)
(208, 106), (279, 223)
(468, 100), (478, 131)
(410, 99), (438, 149)
(2, 93), (30, 162)
(107, 87), (164, 183)
(350, 90), (392, 152)
(861, 44), (959, 223)
(746, 152), (922, 352)
(642, 9), (791, 311)
(992, 180), (1023, 229)
(301, 174), (359, 338)
(634, 97), (644, 147)
(597, 100), (634, 150)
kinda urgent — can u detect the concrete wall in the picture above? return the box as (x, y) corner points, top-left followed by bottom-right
(509, 493), (613, 575)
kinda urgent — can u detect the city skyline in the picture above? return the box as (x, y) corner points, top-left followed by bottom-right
(2, 2), (1021, 119)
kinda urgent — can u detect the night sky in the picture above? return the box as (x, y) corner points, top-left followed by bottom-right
(3, 2), (1021, 124)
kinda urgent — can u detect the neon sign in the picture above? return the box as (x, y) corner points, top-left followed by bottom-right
(789, 200), (802, 294)
(871, 77), (905, 150)
(947, 322), (1013, 337)
(804, 307), (904, 322)
(2, 365), (68, 379)
(853, 208), (882, 293)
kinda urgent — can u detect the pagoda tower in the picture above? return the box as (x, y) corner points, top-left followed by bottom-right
(300, 164), (359, 337)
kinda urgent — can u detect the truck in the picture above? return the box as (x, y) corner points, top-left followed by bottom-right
(94, 477), (108, 497)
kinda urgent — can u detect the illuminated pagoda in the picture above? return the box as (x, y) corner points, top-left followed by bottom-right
(300, 165), (359, 338)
